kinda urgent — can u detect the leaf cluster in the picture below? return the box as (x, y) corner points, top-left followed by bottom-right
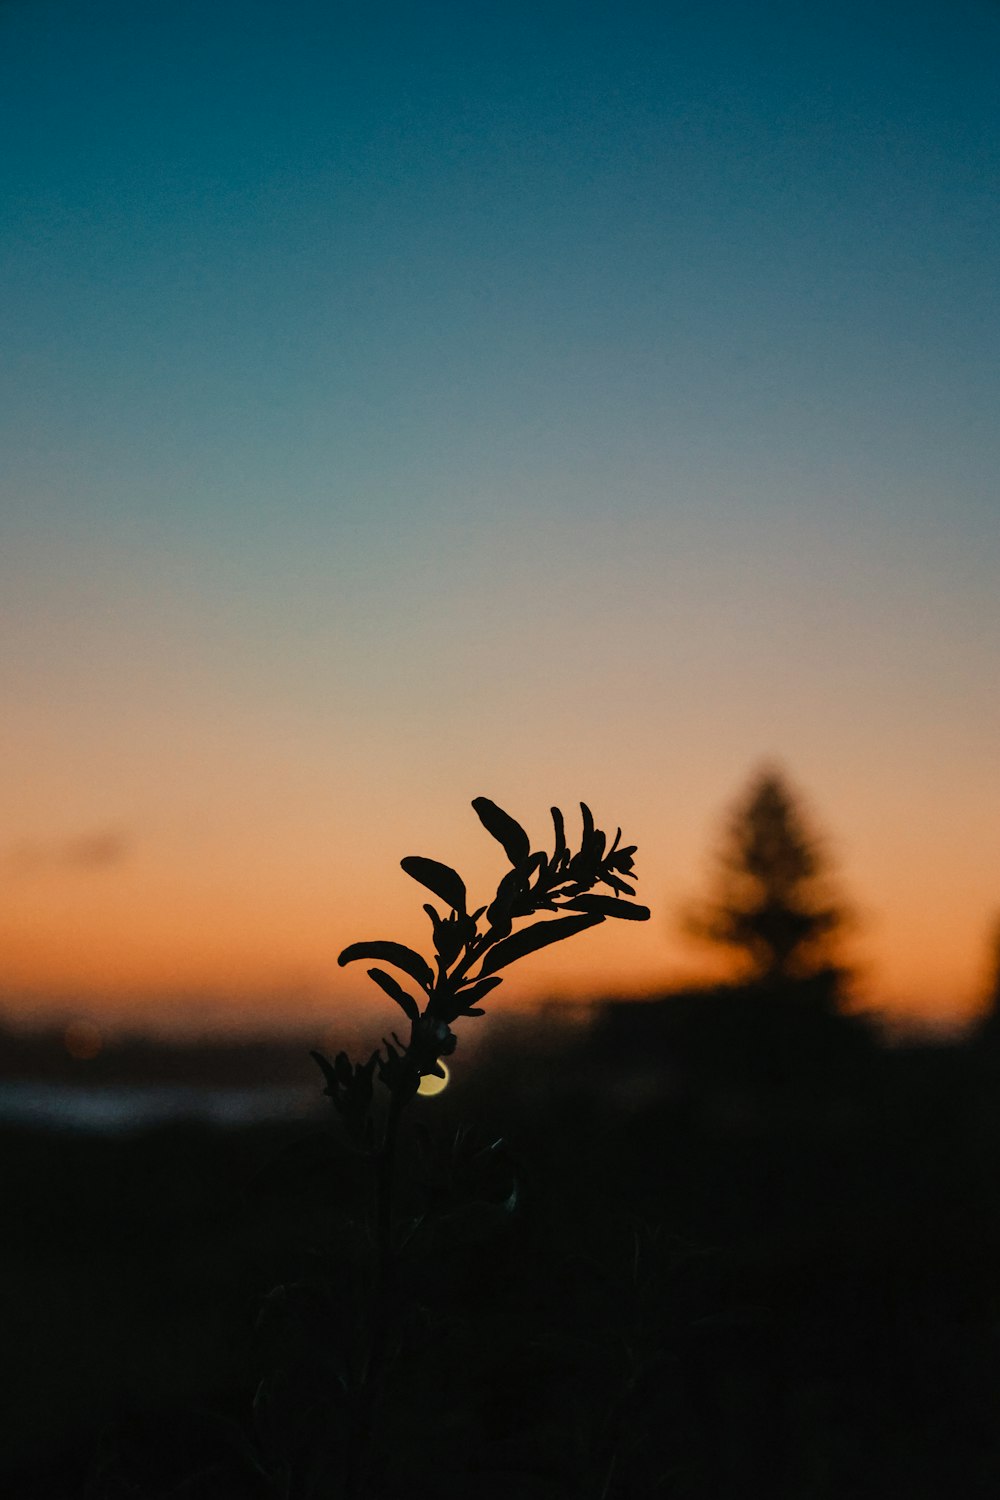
(315, 797), (649, 1112)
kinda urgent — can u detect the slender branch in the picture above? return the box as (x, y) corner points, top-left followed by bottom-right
(375, 1080), (407, 1293)
(345, 1074), (411, 1500)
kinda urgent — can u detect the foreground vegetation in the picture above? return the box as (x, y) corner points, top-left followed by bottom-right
(6, 989), (1000, 1498)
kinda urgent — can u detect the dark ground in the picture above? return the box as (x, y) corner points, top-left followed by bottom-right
(5, 987), (1000, 1498)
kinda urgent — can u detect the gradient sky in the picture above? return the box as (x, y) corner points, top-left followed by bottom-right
(2, 0), (998, 1036)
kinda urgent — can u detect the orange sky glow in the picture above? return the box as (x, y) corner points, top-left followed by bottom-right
(2, 745), (996, 1038)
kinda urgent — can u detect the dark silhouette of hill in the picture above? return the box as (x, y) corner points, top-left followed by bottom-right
(0, 1017), (318, 1089)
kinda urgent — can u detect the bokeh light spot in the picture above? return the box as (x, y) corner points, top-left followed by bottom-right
(417, 1063), (449, 1097)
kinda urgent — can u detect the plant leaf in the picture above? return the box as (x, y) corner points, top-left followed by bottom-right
(366, 967), (421, 1022)
(551, 805), (567, 865)
(338, 940), (434, 992)
(400, 856), (467, 914)
(563, 894), (651, 921)
(478, 912), (603, 977)
(457, 976), (503, 1004)
(310, 1049), (339, 1095)
(486, 866), (521, 936)
(472, 796), (531, 867)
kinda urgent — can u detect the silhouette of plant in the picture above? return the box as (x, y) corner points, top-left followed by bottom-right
(684, 767), (850, 988)
(254, 797), (649, 1499)
(322, 797), (647, 1087)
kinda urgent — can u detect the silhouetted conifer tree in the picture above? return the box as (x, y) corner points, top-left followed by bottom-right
(984, 913), (1000, 1020)
(685, 766), (850, 989)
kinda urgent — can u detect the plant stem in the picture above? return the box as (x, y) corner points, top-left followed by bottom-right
(346, 1076), (410, 1500)
(376, 1082), (406, 1293)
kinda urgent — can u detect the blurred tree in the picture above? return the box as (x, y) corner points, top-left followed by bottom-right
(685, 767), (851, 989)
(983, 913), (1000, 1019)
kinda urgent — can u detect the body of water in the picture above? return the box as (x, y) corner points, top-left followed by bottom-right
(0, 1080), (320, 1132)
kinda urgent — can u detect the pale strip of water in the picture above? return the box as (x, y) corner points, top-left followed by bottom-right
(0, 1080), (321, 1132)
